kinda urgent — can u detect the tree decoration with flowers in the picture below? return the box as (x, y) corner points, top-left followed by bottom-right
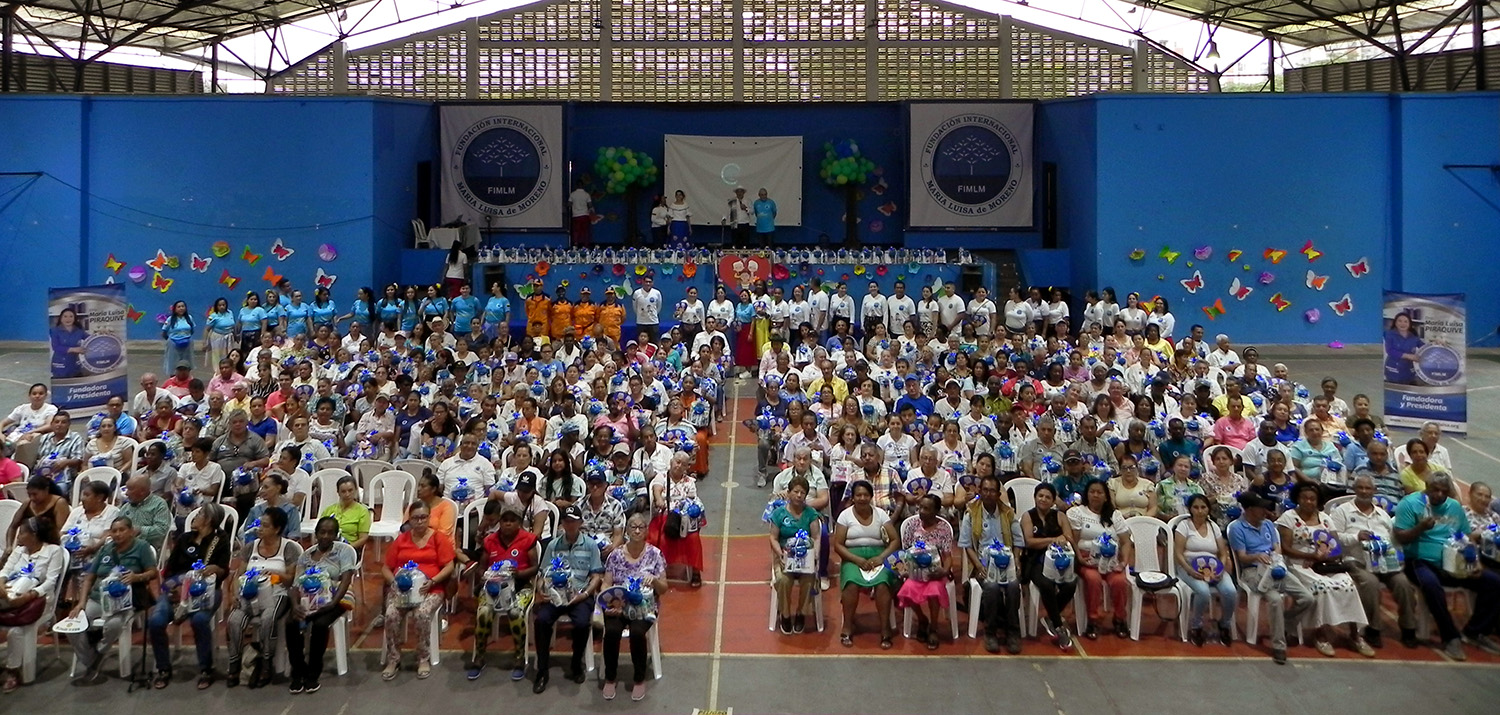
(820, 139), (875, 248)
(594, 146), (660, 246)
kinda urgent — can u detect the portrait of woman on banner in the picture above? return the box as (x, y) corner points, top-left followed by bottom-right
(50, 307), (88, 379)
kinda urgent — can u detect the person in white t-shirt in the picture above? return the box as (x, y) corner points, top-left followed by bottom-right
(569, 183), (594, 247)
(808, 278), (831, 335)
(886, 281), (916, 334)
(632, 275), (663, 342)
(860, 283), (887, 338)
(2, 383), (58, 442)
(1047, 288), (1071, 340)
(828, 283), (855, 331)
(966, 286), (997, 339)
(936, 283), (966, 333)
(1206, 334), (1241, 369)
(676, 285), (707, 347)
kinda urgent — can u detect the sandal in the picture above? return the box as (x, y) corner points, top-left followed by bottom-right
(382, 662), (400, 681)
(840, 633), (854, 648)
(417, 663), (432, 680)
(197, 672), (215, 690)
(152, 670), (171, 690)
(3, 671), (20, 694)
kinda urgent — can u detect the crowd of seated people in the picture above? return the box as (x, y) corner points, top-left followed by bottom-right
(0, 274), (1496, 701)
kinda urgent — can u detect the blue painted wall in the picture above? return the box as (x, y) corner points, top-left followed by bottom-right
(3, 93), (1497, 344)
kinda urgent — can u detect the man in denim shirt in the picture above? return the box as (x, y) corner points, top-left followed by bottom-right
(531, 504), (603, 694)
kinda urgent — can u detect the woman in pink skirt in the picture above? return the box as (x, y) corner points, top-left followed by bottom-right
(733, 288), (757, 373)
(896, 493), (955, 649)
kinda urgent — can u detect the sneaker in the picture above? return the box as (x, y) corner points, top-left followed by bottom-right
(1443, 638), (1467, 661)
(1056, 625), (1073, 650)
(1314, 640), (1335, 657)
(1401, 630), (1420, 649)
(631, 683), (646, 701)
(755, 475), (767, 488)
(1189, 628), (1205, 647)
(1005, 633), (1023, 655)
(466, 660), (487, 681)
(1037, 618), (1057, 639)
(1464, 633), (1500, 656)
(779, 617), (793, 635)
(984, 633), (1001, 653)
(792, 615), (805, 634)
(511, 666), (526, 681)
(1217, 626), (1234, 647)
(1354, 638), (1375, 658)
(1113, 620), (1130, 639)
(1272, 648), (1287, 665)
(288, 678), (304, 694)
(304, 680), (320, 694)
(603, 681), (617, 700)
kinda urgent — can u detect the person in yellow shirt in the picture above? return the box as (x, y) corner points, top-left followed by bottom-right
(804, 359), (849, 403)
(573, 286), (598, 338)
(525, 283), (552, 339)
(550, 284), (575, 341)
(596, 290), (625, 347)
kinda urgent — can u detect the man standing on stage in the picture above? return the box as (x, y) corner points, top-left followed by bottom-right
(753, 188), (778, 249)
(569, 182), (594, 247)
(728, 187), (753, 247)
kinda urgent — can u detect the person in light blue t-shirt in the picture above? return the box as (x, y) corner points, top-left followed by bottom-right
(237, 292), (268, 358)
(753, 188), (777, 248)
(161, 300), (196, 375)
(451, 284), (481, 339)
(205, 298), (237, 371)
(482, 283), (511, 341)
(282, 291), (313, 340)
(1393, 473), (1500, 659)
(310, 288), (338, 328)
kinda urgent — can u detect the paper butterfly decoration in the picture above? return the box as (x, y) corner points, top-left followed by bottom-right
(219, 269), (240, 290)
(1128, 249), (1146, 261)
(1301, 240), (1323, 262)
(1345, 257), (1369, 278)
(1193, 246), (1213, 261)
(165, 255), (179, 269)
(212, 241), (231, 258)
(146, 249), (169, 272)
(1226, 249), (1243, 263)
(1263, 248), (1287, 264)
(151, 272), (173, 293)
(104, 254), (125, 274)
(270, 238), (294, 261)
(513, 283), (535, 299)
(1328, 293), (1353, 316)
(126, 304), (144, 323)
(1159, 246), (1181, 264)
(1268, 292), (1291, 312)
(314, 268), (338, 289)
(1305, 270), (1328, 291)
(242, 246), (262, 266)
(1180, 270), (1204, 294)
(262, 266), (283, 286)
(1228, 278), (1253, 301)
(1201, 299), (1226, 321)
(190, 253), (212, 273)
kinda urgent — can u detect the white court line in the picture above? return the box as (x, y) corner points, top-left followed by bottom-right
(1469, 385), (1500, 392)
(0, 377), (34, 387)
(1451, 438), (1500, 467)
(706, 385), (742, 711)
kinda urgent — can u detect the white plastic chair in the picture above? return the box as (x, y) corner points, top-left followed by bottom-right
(901, 579), (960, 641)
(1165, 514), (1237, 641)
(73, 466), (123, 505)
(1323, 494), (1355, 513)
(0, 500), (19, 552)
(2, 483), (26, 501)
(134, 438), (165, 465)
(961, 552), (1025, 639)
(765, 553), (826, 632)
(330, 611), (351, 675)
(395, 458), (438, 478)
(596, 610), (664, 680)
(1229, 548), (1276, 645)
(1203, 444), (1243, 469)
(366, 470), (417, 541)
(1123, 515), (1191, 641)
(1006, 478), (1043, 638)
(12, 549), (69, 683)
(302, 469), (350, 537)
(314, 457), (354, 473)
(352, 459), (394, 502)
(411, 219), (432, 249)
(524, 601), (593, 674)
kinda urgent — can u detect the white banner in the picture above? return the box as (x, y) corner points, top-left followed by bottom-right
(663, 135), (803, 226)
(908, 103), (1034, 228)
(441, 105), (564, 229)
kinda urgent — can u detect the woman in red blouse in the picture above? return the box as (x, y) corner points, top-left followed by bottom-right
(380, 500), (454, 681)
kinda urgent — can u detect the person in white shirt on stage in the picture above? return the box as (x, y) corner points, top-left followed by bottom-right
(632, 275), (663, 343)
(808, 278), (831, 336)
(936, 282), (966, 334)
(860, 283), (887, 339)
(966, 286), (997, 339)
(728, 187), (753, 246)
(569, 182), (594, 247)
(666, 190), (692, 245)
(828, 284), (855, 335)
(649, 195), (669, 246)
(1047, 288), (1071, 339)
(886, 281), (916, 335)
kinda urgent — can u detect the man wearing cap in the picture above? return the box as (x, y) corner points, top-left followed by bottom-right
(596, 289), (625, 347)
(1228, 492), (1313, 664)
(579, 470), (625, 558)
(525, 283), (552, 341)
(607, 443), (650, 510)
(548, 284), (575, 343)
(934, 379), (966, 421)
(570, 287), (597, 340)
(439, 434), (498, 497)
(162, 361), (195, 400)
(531, 503), (604, 694)
(727, 186), (753, 246)
(1050, 450), (1093, 507)
(500, 470), (552, 540)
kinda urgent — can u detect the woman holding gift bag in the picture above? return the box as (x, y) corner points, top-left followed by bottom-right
(0, 517), (64, 693)
(1021, 482), (1078, 650)
(600, 512), (668, 701)
(1068, 479), (1134, 640)
(1174, 494), (1238, 647)
(286, 516), (358, 694)
(1275, 482), (1373, 658)
(768, 476), (821, 635)
(897, 493), (955, 650)
(226, 506), (303, 688)
(146, 503), (231, 690)
(380, 500), (455, 681)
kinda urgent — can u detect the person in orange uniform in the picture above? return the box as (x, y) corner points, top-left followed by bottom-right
(525, 281), (552, 340)
(549, 284), (575, 342)
(597, 290), (625, 348)
(572, 287), (598, 339)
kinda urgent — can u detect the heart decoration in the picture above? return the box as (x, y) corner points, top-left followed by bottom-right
(1193, 246), (1212, 261)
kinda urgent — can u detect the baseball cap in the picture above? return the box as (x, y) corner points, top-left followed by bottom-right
(560, 504), (583, 521)
(584, 471), (606, 483)
(516, 471), (537, 491)
(1063, 449), (1084, 463)
(611, 443), (631, 457)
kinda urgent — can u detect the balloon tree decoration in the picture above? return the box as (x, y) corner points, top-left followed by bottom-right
(593, 147), (660, 246)
(820, 139), (875, 248)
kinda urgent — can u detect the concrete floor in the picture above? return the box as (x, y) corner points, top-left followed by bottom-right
(3, 344), (1500, 713)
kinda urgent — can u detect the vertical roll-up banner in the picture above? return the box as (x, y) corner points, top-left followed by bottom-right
(441, 104), (565, 229)
(49, 284), (129, 411)
(1382, 291), (1466, 433)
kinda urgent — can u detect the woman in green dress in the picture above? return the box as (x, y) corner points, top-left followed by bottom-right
(832, 480), (900, 648)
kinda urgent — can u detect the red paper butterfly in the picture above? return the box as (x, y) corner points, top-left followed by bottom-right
(1268, 292), (1291, 312)
(1345, 257), (1369, 278)
(1180, 270), (1204, 294)
(1228, 278), (1253, 301)
(1328, 294), (1353, 316)
(271, 239), (295, 262)
(151, 272), (174, 293)
(190, 253), (212, 273)
(315, 268), (338, 289)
